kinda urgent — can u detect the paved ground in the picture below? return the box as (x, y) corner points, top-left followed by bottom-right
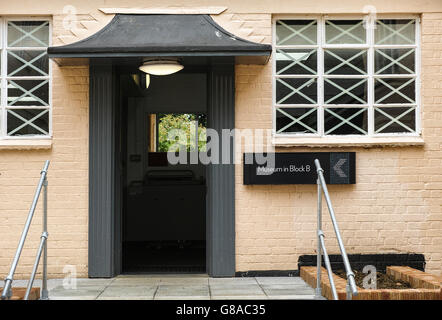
(2, 275), (324, 300)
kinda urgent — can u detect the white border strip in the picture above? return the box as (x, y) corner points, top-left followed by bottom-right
(99, 7), (228, 15)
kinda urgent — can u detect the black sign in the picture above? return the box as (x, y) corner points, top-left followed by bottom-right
(243, 152), (356, 185)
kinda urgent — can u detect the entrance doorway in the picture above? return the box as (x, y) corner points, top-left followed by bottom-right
(87, 60), (237, 277)
(120, 71), (208, 273)
(49, 14), (269, 277)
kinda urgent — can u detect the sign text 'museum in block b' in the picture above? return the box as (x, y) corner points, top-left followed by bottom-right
(243, 152), (356, 185)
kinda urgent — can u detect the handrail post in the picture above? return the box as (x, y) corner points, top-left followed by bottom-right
(347, 273), (357, 298)
(41, 177), (49, 300)
(315, 177), (322, 299)
(314, 159), (358, 300)
(24, 232), (48, 300)
(346, 283), (352, 300)
(1, 160), (50, 300)
(318, 231), (338, 300)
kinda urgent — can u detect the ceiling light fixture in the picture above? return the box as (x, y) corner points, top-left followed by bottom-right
(139, 59), (184, 76)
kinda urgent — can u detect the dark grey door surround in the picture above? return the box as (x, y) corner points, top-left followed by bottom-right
(88, 61), (236, 277)
(88, 63), (118, 277)
(207, 62), (236, 277)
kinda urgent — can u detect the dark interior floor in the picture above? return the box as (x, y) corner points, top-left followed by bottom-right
(122, 240), (206, 273)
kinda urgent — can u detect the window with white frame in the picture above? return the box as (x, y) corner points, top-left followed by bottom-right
(273, 16), (420, 137)
(0, 19), (51, 138)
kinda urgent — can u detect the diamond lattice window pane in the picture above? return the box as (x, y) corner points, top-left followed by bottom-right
(276, 49), (317, 75)
(375, 48), (415, 75)
(324, 108), (368, 135)
(276, 78), (317, 104)
(8, 21), (49, 47)
(7, 108), (49, 136)
(375, 19), (416, 45)
(324, 49), (367, 75)
(7, 50), (48, 77)
(276, 107), (317, 134)
(324, 78), (367, 104)
(276, 20), (317, 46)
(325, 20), (366, 44)
(375, 78), (415, 104)
(375, 106), (416, 133)
(7, 79), (49, 106)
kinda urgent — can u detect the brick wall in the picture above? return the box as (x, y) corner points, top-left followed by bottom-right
(0, 65), (89, 278)
(0, 14), (90, 277)
(0, 5), (441, 280)
(52, 11), (114, 46)
(233, 12), (442, 276)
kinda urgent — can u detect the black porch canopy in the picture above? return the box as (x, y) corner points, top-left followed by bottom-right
(47, 14), (272, 64)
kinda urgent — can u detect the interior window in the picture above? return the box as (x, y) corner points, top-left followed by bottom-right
(149, 113), (207, 152)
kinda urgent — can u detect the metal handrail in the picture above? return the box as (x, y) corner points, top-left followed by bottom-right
(1, 161), (50, 300)
(314, 159), (357, 300)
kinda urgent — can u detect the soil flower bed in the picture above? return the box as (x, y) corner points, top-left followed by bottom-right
(334, 269), (412, 289)
(301, 266), (441, 300)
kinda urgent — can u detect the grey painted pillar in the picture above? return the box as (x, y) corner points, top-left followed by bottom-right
(207, 62), (236, 277)
(88, 63), (117, 277)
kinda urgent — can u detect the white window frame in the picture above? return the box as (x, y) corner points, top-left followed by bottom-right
(272, 14), (421, 140)
(0, 16), (52, 140)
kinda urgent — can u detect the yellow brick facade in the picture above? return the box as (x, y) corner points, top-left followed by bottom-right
(0, 1), (441, 279)
(235, 12), (442, 276)
(0, 65), (89, 278)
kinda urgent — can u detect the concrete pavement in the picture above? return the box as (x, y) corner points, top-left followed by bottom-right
(1, 275), (324, 300)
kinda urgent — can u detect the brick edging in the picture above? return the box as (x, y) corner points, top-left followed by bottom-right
(300, 266), (442, 300)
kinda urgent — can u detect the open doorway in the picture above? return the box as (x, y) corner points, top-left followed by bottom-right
(120, 71), (207, 273)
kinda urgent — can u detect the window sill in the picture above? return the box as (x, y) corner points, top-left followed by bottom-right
(0, 139), (52, 150)
(272, 136), (425, 148)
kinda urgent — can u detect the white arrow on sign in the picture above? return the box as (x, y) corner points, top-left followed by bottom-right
(333, 159), (347, 178)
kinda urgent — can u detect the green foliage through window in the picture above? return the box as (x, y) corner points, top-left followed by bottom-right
(157, 113), (207, 152)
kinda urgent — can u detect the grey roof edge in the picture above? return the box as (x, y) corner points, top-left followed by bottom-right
(47, 14), (272, 58)
(48, 51), (270, 58)
(202, 15), (271, 49)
